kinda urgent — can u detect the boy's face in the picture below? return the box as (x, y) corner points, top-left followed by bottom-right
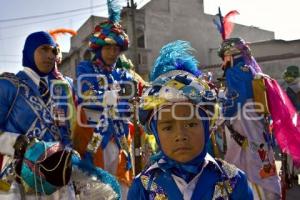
(157, 104), (205, 163)
(34, 45), (56, 74)
(101, 44), (121, 65)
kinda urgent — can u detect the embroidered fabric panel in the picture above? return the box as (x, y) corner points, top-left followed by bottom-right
(140, 170), (168, 200)
(212, 160), (238, 200)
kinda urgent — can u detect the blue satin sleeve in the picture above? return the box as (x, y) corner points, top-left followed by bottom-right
(230, 170), (253, 200)
(127, 177), (148, 200)
(0, 78), (17, 130)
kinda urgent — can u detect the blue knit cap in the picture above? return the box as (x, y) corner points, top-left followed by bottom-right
(22, 31), (56, 76)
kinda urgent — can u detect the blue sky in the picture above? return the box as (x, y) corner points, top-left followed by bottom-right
(0, 0), (299, 73)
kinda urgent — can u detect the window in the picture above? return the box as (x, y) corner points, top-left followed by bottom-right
(137, 35), (145, 48)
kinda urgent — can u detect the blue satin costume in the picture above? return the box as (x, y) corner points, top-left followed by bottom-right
(0, 32), (72, 152)
(0, 71), (71, 143)
(128, 155), (252, 200)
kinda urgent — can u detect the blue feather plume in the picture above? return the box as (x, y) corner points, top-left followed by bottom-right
(150, 40), (201, 81)
(107, 0), (121, 23)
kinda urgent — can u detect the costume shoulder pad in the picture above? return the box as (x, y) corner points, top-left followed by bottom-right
(0, 72), (19, 87)
(215, 158), (239, 178)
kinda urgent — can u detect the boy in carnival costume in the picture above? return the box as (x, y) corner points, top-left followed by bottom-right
(73, 0), (134, 198)
(214, 8), (300, 199)
(0, 31), (74, 199)
(128, 40), (253, 200)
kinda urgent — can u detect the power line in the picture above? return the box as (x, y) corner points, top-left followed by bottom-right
(0, 15), (93, 40)
(0, 8), (106, 30)
(0, 3), (107, 23)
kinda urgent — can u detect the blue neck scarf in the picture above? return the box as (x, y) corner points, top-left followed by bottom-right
(22, 31), (56, 77)
(150, 108), (210, 182)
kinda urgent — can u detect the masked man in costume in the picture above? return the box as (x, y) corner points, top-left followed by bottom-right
(72, 0), (134, 198)
(214, 9), (300, 200)
(218, 37), (281, 200)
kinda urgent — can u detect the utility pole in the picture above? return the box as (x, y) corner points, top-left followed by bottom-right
(129, 0), (138, 70)
(129, 0), (143, 175)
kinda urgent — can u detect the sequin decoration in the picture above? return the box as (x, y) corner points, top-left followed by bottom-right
(212, 159), (239, 200)
(140, 173), (168, 200)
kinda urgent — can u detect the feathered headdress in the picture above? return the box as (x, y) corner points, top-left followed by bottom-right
(139, 41), (216, 133)
(213, 7), (239, 41)
(150, 40), (201, 81)
(107, 0), (121, 23)
(49, 28), (77, 42)
(213, 9), (262, 74)
(89, 0), (129, 51)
